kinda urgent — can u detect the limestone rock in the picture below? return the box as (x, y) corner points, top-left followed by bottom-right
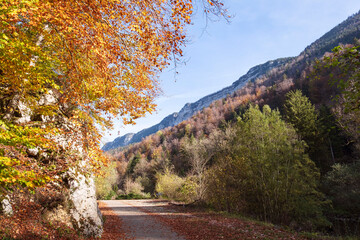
(39, 90), (58, 105)
(1, 196), (13, 216)
(15, 101), (32, 124)
(27, 147), (39, 157)
(68, 172), (103, 237)
(2, 70), (103, 237)
(43, 205), (73, 228)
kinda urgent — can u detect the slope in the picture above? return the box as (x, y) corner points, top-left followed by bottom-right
(103, 11), (360, 152)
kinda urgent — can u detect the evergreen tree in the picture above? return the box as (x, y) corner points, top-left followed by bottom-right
(283, 90), (318, 145)
(283, 90), (327, 169)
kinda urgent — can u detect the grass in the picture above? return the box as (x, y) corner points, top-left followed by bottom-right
(115, 193), (151, 200)
(1, 237), (15, 240)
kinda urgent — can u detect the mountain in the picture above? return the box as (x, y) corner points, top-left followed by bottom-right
(108, 12), (360, 233)
(101, 133), (135, 152)
(303, 11), (360, 58)
(102, 57), (293, 151)
(102, 10), (360, 152)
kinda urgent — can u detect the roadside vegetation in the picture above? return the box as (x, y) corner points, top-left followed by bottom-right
(105, 43), (360, 237)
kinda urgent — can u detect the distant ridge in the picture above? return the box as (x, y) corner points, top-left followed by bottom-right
(102, 58), (291, 151)
(102, 11), (360, 152)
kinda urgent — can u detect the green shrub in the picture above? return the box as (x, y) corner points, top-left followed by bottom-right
(178, 176), (198, 203)
(95, 161), (119, 199)
(155, 169), (185, 201)
(104, 190), (117, 200)
(116, 192), (151, 200)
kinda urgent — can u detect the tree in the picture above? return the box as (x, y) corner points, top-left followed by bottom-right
(207, 105), (328, 228)
(0, 0), (228, 195)
(94, 161), (119, 199)
(312, 44), (360, 232)
(283, 90), (318, 144)
(283, 90), (327, 169)
(324, 45), (360, 116)
(322, 162), (360, 216)
(181, 130), (223, 202)
(313, 44), (360, 155)
(242, 105), (326, 226)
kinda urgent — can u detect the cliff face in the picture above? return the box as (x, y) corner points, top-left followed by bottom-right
(102, 58), (292, 151)
(102, 11), (360, 152)
(102, 133), (135, 152)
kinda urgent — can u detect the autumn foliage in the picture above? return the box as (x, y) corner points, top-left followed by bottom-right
(104, 39), (360, 234)
(0, 0), (228, 196)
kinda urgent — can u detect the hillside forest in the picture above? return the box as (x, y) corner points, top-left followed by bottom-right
(1, 0), (360, 238)
(99, 41), (360, 235)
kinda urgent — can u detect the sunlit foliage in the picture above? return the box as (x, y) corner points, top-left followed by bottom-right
(0, 0), (228, 195)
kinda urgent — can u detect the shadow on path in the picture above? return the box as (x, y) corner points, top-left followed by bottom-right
(101, 200), (186, 240)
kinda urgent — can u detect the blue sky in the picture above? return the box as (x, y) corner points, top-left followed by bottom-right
(101, 0), (360, 145)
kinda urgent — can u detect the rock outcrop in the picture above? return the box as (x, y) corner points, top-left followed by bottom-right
(0, 196), (13, 216)
(1, 90), (103, 237)
(68, 170), (103, 237)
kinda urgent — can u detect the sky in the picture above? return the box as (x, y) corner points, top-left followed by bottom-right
(101, 0), (360, 146)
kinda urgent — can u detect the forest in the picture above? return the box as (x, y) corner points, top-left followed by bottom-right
(99, 42), (360, 235)
(0, 0), (359, 238)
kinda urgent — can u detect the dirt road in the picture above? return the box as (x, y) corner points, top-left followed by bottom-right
(101, 199), (186, 240)
(99, 199), (315, 240)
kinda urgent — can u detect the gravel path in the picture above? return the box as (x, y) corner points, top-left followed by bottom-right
(101, 200), (186, 240)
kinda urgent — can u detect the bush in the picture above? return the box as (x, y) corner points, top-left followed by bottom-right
(178, 176), (198, 203)
(95, 161), (119, 199)
(155, 169), (185, 201)
(123, 177), (144, 195)
(116, 192), (151, 200)
(103, 190), (117, 200)
(205, 155), (245, 213)
(323, 162), (360, 214)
